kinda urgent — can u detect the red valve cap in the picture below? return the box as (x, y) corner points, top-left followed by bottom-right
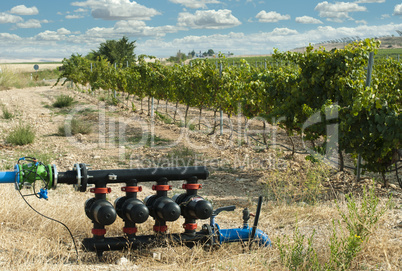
(92, 228), (106, 236)
(183, 223), (197, 230)
(123, 227), (138, 235)
(153, 225), (168, 232)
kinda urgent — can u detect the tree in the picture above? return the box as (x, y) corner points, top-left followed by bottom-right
(91, 36), (136, 65)
(167, 50), (188, 63)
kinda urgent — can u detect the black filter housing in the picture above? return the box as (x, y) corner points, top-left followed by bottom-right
(85, 198), (117, 226)
(114, 197), (149, 224)
(173, 194), (213, 220)
(145, 195), (181, 222)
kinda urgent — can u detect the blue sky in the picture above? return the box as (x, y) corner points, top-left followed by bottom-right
(0, 0), (401, 62)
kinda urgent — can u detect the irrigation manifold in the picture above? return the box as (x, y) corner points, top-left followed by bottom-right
(0, 157), (271, 257)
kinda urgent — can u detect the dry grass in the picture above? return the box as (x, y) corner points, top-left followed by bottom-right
(0, 65), (59, 90)
(0, 183), (399, 270)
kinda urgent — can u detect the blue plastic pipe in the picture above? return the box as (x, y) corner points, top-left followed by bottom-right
(0, 170), (16, 183)
(218, 226), (271, 247)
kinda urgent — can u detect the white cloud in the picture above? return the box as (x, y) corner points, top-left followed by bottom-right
(295, 16), (323, 24)
(381, 14), (391, 19)
(394, 4), (402, 16)
(256, 11), (290, 23)
(0, 33), (22, 41)
(35, 28), (72, 41)
(178, 9), (241, 29)
(58, 28), (72, 35)
(66, 14), (85, 19)
(79, 20), (180, 42)
(355, 20), (367, 25)
(136, 22), (402, 57)
(10, 5), (39, 16)
(72, 0), (160, 20)
(74, 8), (88, 13)
(1, 21), (402, 61)
(16, 19), (42, 29)
(0, 13), (23, 24)
(355, 0), (385, 3)
(315, 1), (367, 22)
(169, 0), (220, 9)
(271, 28), (298, 36)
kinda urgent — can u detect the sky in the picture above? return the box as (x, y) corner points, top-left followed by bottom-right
(0, 0), (401, 62)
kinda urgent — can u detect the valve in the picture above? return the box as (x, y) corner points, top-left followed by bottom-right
(14, 157), (56, 191)
(144, 195), (181, 222)
(114, 197), (149, 224)
(85, 198), (117, 226)
(173, 194), (213, 220)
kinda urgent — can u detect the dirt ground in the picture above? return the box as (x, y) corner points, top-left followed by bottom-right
(0, 85), (401, 270)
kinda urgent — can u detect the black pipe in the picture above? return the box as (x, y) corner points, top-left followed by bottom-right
(57, 166), (209, 185)
(82, 231), (211, 252)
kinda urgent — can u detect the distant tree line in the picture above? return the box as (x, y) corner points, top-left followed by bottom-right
(167, 49), (217, 63)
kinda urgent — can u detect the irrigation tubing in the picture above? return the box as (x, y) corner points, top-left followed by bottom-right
(15, 162), (79, 261)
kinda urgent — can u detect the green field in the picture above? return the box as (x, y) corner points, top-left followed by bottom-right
(199, 47), (401, 67)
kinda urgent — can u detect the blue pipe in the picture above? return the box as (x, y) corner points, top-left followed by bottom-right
(218, 225), (271, 247)
(0, 170), (16, 183)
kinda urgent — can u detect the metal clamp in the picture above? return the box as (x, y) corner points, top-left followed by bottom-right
(74, 163), (82, 191)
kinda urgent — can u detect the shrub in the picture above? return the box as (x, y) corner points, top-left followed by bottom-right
(53, 95), (74, 108)
(58, 118), (92, 136)
(6, 123), (35, 145)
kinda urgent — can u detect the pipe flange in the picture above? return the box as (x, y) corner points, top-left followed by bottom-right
(73, 163), (82, 191)
(79, 163), (88, 192)
(52, 164), (58, 190)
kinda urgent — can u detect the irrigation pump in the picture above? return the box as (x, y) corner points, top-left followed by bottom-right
(0, 157), (271, 258)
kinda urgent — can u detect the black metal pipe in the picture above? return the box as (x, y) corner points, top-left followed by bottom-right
(82, 232), (210, 252)
(57, 166), (209, 185)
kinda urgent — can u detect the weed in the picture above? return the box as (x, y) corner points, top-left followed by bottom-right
(23, 151), (56, 165)
(277, 187), (391, 271)
(277, 224), (321, 271)
(155, 111), (173, 124)
(58, 118), (93, 136)
(264, 162), (326, 204)
(2, 106), (14, 119)
(53, 95), (74, 108)
(165, 146), (197, 166)
(6, 123), (35, 145)
(126, 133), (171, 147)
(178, 120), (196, 130)
(99, 95), (119, 106)
(326, 187), (392, 270)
